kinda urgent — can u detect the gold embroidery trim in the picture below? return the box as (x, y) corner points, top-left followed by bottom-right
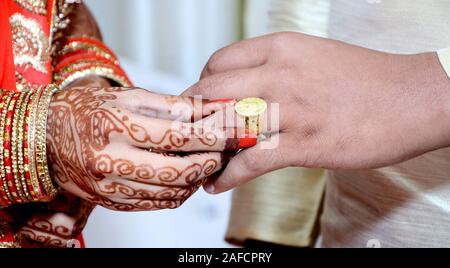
(14, 0), (48, 15)
(58, 67), (132, 88)
(0, 241), (21, 248)
(10, 13), (50, 74)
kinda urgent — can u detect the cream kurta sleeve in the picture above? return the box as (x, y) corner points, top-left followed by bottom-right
(438, 48), (450, 79)
(225, 0), (330, 248)
(226, 168), (326, 247)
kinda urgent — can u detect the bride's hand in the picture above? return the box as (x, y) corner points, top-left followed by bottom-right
(46, 86), (249, 211)
(14, 191), (94, 248)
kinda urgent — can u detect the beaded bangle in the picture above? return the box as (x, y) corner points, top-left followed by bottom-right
(33, 85), (59, 199)
(23, 89), (39, 200)
(16, 90), (33, 202)
(4, 94), (22, 204)
(11, 92), (27, 202)
(27, 87), (45, 199)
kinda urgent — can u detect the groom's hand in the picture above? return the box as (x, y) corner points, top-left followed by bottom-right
(184, 32), (450, 194)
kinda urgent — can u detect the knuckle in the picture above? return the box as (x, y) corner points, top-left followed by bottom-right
(204, 50), (223, 75)
(190, 79), (216, 99)
(239, 152), (264, 173)
(269, 32), (300, 62)
(271, 32), (295, 50)
(131, 87), (151, 99)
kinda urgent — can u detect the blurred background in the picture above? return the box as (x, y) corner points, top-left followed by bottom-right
(82, 0), (271, 248)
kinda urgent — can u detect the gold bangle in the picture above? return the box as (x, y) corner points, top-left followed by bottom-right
(34, 84), (59, 199)
(17, 90), (33, 202)
(11, 92), (27, 203)
(27, 87), (44, 199)
(22, 90), (37, 201)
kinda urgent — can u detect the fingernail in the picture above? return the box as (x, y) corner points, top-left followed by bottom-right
(211, 98), (237, 104)
(204, 183), (216, 194)
(238, 131), (257, 149)
(238, 138), (257, 149)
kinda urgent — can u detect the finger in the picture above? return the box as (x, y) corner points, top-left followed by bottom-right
(202, 134), (291, 194)
(199, 35), (273, 79)
(114, 108), (256, 152)
(197, 101), (281, 136)
(183, 67), (268, 100)
(97, 178), (199, 201)
(115, 88), (236, 122)
(105, 147), (228, 186)
(18, 208), (91, 248)
(100, 199), (187, 212)
(94, 176), (204, 212)
(20, 226), (72, 248)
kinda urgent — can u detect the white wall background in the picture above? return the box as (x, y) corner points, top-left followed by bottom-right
(83, 0), (271, 248)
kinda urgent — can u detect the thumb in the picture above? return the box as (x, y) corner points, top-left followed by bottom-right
(203, 134), (291, 194)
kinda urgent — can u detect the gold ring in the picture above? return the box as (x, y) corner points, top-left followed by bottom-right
(235, 97), (267, 135)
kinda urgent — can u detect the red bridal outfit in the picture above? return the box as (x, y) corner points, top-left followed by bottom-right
(0, 0), (131, 248)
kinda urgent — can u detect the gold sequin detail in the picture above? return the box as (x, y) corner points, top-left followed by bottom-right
(0, 241), (21, 248)
(51, 0), (82, 45)
(14, 0), (48, 15)
(0, 233), (22, 248)
(15, 72), (42, 92)
(10, 13), (50, 74)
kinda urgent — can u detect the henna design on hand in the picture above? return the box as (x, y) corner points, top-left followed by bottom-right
(46, 87), (224, 211)
(12, 192), (94, 248)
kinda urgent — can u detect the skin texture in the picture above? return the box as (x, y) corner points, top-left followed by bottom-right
(46, 86), (238, 211)
(183, 32), (450, 194)
(16, 79), (239, 246)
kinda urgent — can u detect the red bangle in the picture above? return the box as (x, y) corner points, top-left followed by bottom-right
(22, 91), (38, 200)
(0, 93), (12, 207)
(3, 94), (21, 204)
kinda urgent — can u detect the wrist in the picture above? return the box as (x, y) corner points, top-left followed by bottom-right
(0, 85), (59, 207)
(407, 52), (450, 151)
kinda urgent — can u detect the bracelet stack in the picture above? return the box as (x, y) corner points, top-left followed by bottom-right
(54, 37), (132, 88)
(0, 85), (59, 207)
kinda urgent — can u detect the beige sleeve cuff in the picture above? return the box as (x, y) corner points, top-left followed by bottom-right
(225, 167), (326, 248)
(438, 48), (450, 79)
